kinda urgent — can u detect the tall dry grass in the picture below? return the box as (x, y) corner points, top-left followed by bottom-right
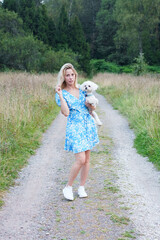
(93, 73), (160, 168)
(0, 72), (59, 200)
(0, 72), (57, 128)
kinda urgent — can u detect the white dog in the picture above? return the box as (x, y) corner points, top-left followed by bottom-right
(80, 81), (102, 126)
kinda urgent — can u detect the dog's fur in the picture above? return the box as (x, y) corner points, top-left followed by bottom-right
(80, 81), (102, 126)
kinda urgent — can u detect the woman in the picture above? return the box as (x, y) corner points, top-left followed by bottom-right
(55, 63), (99, 201)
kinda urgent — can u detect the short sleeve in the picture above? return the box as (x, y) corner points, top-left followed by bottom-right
(82, 90), (86, 97)
(55, 93), (61, 107)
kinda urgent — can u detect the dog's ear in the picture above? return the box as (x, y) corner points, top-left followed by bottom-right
(91, 82), (98, 91)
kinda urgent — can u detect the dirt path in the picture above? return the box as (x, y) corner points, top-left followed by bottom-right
(0, 94), (160, 240)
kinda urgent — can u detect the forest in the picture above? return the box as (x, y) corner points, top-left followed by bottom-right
(1, 0), (160, 75)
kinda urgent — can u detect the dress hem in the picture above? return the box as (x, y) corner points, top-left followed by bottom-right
(64, 141), (99, 154)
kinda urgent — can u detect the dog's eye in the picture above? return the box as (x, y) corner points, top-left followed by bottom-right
(88, 85), (90, 87)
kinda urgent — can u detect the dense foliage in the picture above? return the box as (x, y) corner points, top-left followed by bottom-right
(1, 0), (160, 73)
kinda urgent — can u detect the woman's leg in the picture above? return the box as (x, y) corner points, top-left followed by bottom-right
(80, 150), (90, 186)
(67, 151), (86, 186)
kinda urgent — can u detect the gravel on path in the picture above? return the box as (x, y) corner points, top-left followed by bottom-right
(0, 93), (160, 240)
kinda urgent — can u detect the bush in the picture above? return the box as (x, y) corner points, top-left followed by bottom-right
(0, 7), (24, 36)
(90, 59), (121, 74)
(132, 53), (148, 76)
(0, 33), (81, 73)
(41, 49), (80, 73)
(147, 65), (160, 73)
(120, 66), (133, 73)
(90, 58), (160, 75)
(0, 7), (86, 74)
(0, 33), (46, 71)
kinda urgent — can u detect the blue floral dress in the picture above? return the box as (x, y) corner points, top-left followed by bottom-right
(55, 89), (99, 153)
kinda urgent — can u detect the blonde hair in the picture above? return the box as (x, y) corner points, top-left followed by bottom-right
(57, 63), (78, 89)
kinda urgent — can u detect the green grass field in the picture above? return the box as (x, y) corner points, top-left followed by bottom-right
(94, 73), (160, 170)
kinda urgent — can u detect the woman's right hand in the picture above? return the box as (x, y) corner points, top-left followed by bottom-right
(56, 85), (69, 116)
(56, 85), (63, 97)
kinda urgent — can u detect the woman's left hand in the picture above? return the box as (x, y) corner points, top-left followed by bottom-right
(85, 102), (96, 110)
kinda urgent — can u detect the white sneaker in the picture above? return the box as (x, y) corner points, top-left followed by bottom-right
(63, 186), (74, 201)
(78, 186), (88, 198)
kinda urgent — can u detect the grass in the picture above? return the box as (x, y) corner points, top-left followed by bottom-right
(93, 73), (160, 169)
(118, 230), (136, 239)
(106, 212), (130, 225)
(0, 72), (59, 202)
(104, 179), (119, 193)
(122, 230), (136, 238)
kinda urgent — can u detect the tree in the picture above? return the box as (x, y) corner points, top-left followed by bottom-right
(44, 0), (82, 25)
(69, 16), (85, 53)
(0, 4), (81, 72)
(3, 0), (37, 33)
(47, 17), (56, 48)
(57, 4), (69, 49)
(3, 0), (56, 47)
(133, 53), (148, 75)
(69, 15), (91, 74)
(0, 7), (24, 36)
(34, 0), (43, 7)
(19, 0), (36, 33)
(0, 34), (45, 71)
(95, 0), (117, 61)
(33, 4), (49, 44)
(79, 0), (101, 57)
(114, 0), (160, 64)
(2, 0), (18, 12)
(41, 49), (80, 72)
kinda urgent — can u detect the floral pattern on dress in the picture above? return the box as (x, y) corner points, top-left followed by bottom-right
(55, 89), (99, 153)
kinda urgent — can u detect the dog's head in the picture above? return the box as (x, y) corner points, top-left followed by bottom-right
(80, 81), (98, 93)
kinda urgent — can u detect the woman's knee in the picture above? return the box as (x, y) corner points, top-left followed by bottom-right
(85, 157), (90, 164)
(75, 152), (86, 165)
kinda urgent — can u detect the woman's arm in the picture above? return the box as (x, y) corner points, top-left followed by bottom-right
(56, 86), (69, 117)
(59, 95), (70, 117)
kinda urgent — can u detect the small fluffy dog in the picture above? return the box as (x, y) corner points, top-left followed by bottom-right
(80, 81), (102, 126)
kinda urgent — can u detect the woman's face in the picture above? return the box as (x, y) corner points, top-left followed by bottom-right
(64, 68), (75, 87)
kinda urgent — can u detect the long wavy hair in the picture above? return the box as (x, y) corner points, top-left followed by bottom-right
(57, 63), (78, 89)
